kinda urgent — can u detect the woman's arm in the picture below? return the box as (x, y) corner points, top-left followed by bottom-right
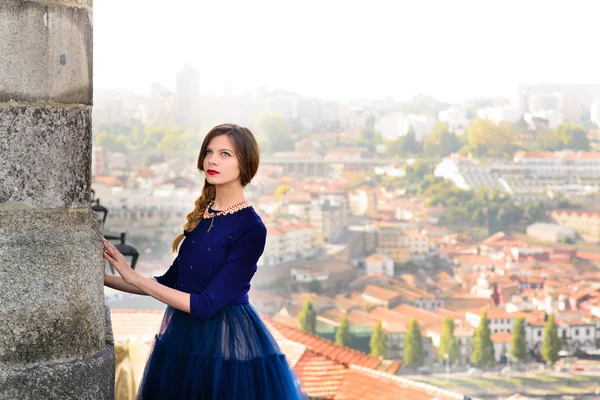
(134, 276), (191, 313)
(104, 272), (155, 295)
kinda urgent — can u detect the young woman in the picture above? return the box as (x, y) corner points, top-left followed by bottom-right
(103, 123), (307, 399)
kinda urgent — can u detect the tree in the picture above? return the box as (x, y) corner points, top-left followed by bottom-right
(438, 317), (460, 364)
(355, 126), (382, 153)
(402, 127), (422, 154)
(542, 314), (561, 365)
(471, 310), (495, 367)
(335, 313), (352, 347)
(510, 317), (527, 364)
(523, 201), (545, 224)
(308, 279), (322, 294)
(370, 321), (387, 358)
(404, 318), (424, 368)
(298, 299), (316, 334)
(404, 160), (434, 184)
(465, 118), (515, 158)
(255, 112), (293, 154)
(555, 123), (590, 151)
(424, 121), (462, 157)
(274, 184), (291, 200)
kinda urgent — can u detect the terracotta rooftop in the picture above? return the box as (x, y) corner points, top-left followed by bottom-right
(264, 316), (398, 373)
(334, 365), (465, 400)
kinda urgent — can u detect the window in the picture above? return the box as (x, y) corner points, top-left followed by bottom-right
(575, 329), (579, 336)
(586, 328), (590, 336)
(537, 330), (541, 337)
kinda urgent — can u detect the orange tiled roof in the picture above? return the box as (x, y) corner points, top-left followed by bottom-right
(334, 365), (464, 400)
(264, 317), (397, 372)
(294, 352), (347, 398)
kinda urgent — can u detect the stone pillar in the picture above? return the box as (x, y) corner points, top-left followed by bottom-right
(0, 1), (114, 399)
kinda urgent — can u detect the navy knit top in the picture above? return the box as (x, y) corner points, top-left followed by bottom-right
(154, 206), (267, 319)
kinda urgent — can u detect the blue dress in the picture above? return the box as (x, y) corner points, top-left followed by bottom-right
(137, 206), (307, 400)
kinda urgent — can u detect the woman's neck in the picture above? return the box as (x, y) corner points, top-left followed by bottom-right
(212, 185), (246, 211)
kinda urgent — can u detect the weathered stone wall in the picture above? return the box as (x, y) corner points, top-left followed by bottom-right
(0, 0), (114, 398)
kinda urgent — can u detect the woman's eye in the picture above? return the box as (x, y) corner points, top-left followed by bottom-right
(222, 152), (230, 157)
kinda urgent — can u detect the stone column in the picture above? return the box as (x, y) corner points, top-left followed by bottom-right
(0, 1), (114, 399)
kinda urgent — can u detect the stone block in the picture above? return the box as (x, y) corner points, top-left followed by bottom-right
(0, 0), (92, 104)
(0, 106), (92, 208)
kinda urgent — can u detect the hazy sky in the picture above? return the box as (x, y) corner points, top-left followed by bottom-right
(94, 0), (598, 103)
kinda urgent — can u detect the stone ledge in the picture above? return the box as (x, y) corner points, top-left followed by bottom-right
(0, 305), (114, 400)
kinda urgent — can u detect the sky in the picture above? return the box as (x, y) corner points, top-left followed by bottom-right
(94, 0), (599, 103)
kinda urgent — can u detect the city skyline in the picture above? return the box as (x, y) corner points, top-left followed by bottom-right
(95, 0), (598, 103)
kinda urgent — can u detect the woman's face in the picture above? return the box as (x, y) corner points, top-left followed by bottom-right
(203, 134), (241, 187)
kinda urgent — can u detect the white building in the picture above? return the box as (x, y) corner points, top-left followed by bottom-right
(476, 106), (519, 124)
(364, 252), (394, 277)
(174, 63), (201, 126)
(526, 223), (577, 243)
(438, 106), (469, 132)
(399, 231), (431, 261)
(261, 222), (319, 267)
(375, 112), (436, 142)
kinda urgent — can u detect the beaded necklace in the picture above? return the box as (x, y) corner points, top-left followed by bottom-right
(203, 199), (252, 233)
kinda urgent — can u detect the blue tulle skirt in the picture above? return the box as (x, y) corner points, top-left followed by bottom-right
(136, 303), (307, 400)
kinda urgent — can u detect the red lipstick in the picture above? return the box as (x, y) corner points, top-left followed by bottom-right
(207, 170), (219, 175)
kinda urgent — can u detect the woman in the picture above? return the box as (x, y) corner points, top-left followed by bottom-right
(103, 123), (307, 399)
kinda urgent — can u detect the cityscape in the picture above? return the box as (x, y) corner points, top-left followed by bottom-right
(3, 1), (600, 399)
(98, 72), (600, 400)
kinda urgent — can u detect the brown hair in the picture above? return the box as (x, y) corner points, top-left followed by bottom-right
(171, 123), (260, 252)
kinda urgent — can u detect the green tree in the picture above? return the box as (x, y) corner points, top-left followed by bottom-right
(335, 313), (352, 347)
(355, 126), (382, 153)
(471, 310), (495, 367)
(523, 201), (545, 224)
(510, 317), (527, 364)
(404, 318), (425, 368)
(308, 279), (322, 294)
(438, 317), (460, 364)
(424, 121), (462, 157)
(542, 314), (561, 365)
(555, 123), (590, 151)
(255, 112), (293, 154)
(465, 118), (515, 158)
(370, 321), (387, 358)
(298, 299), (316, 334)
(404, 160), (434, 184)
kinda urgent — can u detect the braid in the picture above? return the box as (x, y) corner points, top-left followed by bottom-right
(171, 180), (216, 252)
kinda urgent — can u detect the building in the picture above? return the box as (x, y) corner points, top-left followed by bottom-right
(550, 210), (600, 242)
(438, 106), (468, 132)
(476, 106), (519, 124)
(262, 222), (319, 267)
(309, 199), (345, 244)
(375, 112), (436, 142)
(175, 63), (201, 126)
(399, 231), (431, 261)
(365, 253), (395, 277)
(526, 223), (577, 243)
(375, 222), (411, 264)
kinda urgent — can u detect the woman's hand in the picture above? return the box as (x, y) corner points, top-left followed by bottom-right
(103, 237), (139, 286)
